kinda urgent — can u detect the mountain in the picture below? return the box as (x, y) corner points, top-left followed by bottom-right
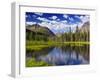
(79, 22), (90, 33)
(26, 24), (55, 39)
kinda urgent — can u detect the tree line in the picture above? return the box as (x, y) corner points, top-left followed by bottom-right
(26, 26), (89, 42)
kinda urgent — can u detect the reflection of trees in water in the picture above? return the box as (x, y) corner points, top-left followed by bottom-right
(59, 44), (89, 61)
(35, 44), (89, 65)
(26, 47), (54, 58)
(81, 45), (89, 61)
(26, 44), (89, 64)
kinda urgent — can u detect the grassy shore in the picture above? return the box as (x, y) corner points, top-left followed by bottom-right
(26, 40), (90, 51)
(26, 58), (51, 67)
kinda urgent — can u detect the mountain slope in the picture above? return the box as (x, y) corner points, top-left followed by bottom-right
(26, 24), (55, 37)
(79, 22), (90, 33)
(26, 24), (56, 40)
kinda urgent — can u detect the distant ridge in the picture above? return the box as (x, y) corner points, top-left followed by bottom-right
(26, 24), (55, 37)
(79, 22), (90, 33)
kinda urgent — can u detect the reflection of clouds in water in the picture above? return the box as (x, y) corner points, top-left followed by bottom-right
(37, 47), (89, 65)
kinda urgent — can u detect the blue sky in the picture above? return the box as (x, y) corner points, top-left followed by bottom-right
(26, 12), (90, 34)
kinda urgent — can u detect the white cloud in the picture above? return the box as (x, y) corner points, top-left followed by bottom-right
(39, 20), (70, 34)
(26, 22), (36, 25)
(50, 20), (58, 24)
(37, 17), (50, 22)
(57, 19), (60, 21)
(34, 13), (43, 16)
(50, 16), (57, 20)
(79, 16), (84, 19)
(63, 14), (68, 19)
(80, 15), (90, 23)
(75, 15), (90, 23)
(75, 15), (90, 27)
(61, 20), (67, 23)
(74, 15), (80, 18)
(36, 15), (89, 34)
(69, 17), (74, 21)
(79, 15), (90, 27)
(26, 13), (90, 34)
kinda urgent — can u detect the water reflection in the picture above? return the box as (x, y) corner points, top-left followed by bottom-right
(26, 44), (89, 66)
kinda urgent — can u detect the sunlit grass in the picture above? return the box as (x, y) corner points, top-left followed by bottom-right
(26, 40), (90, 51)
(26, 45), (50, 51)
(26, 58), (51, 67)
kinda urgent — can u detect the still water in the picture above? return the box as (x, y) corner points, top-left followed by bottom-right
(26, 44), (89, 66)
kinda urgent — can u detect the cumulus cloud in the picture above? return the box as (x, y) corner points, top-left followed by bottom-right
(63, 14), (68, 19)
(26, 22), (36, 26)
(37, 17), (50, 22)
(37, 16), (76, 34)
(61, 20), (67, 23)
(75, 15), (90, 27)
(80, 15), (90, 23)
(50, 16), (57, 20)
(26, 13), (90, 34)
(69, 17), (74, 21)
(39, 19), (70, 34)
(50, 20), (58, 24)
(34, 12), (43, 16)
(75, 15), (89, 22)
(57, 19), (60, 21)
(39, 22), (50, 28)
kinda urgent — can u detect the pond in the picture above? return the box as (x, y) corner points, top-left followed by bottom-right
(26, 44), (89, 66)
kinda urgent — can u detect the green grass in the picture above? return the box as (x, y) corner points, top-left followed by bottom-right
(64, 41), (89, 44)
(26, 58), (51, 67)
(26, 40), (90, 51)
(26, 45), (50, 51)
(64, 42), (89, 46)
